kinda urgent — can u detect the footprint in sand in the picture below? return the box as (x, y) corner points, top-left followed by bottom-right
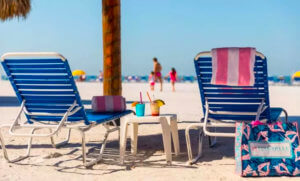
(43, 152), (63, 159)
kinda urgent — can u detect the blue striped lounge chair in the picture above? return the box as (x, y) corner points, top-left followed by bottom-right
(185, 50), (288, 164)
(0, 52), (132, 167)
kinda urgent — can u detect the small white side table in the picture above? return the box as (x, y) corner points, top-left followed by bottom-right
(119, 114), (180, 165)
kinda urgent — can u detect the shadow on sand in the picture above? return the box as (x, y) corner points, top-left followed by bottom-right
(0, 96), (19, 107)
(3, 117), (300, 175)
(1, 124), (236, 175)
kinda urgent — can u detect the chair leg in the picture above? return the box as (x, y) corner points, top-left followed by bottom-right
(159, 117), (172, 165)
(98, 131), (109, 159)
(76, 122), (119, 168)
(84, 129), (110, 168)
(169, 117), (180, 155)
(119, 120), (129, 164)
(0, 126), (36, 163)
(130, 123), (138, 156)
(185, 123), (203, 165)
(208, 136), (217, 147)
(185, 125), (193, 162)
(208, 127), (217, 147)
(190, 130), (204, 164)
(49, 128), (71, 148)
(80, 130), (87, 165)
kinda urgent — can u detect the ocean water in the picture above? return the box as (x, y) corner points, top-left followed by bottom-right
(268, 76), (293, 85)
(1, 75), (299, 85)
(0, 75), (197, 83)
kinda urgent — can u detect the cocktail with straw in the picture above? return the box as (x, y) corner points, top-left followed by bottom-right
(132, 92), (145, 117)
(147, 92), (165, 116)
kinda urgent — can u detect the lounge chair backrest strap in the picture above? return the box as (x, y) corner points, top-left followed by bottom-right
(1, 52), (89, 125)
(194, 51), (271, 122)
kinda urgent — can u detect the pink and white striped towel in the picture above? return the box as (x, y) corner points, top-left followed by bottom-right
(211, 47), (256, 86)
(92, 96), (126, 112)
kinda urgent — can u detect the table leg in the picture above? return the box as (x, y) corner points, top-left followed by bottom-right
(130, 122), (139, 155)
(159, 117), (172, 165)
(169, 116), (180, 155)
(119, 119), (129, 164)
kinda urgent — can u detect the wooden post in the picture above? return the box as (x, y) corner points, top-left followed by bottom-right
(102, 0), (121, 96)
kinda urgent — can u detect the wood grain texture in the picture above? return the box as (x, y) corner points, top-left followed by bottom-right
(102, 0), (121, 95)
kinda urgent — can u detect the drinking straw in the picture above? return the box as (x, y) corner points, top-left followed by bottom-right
(146, 91), (152, 103)
(140, 91), (143, 104)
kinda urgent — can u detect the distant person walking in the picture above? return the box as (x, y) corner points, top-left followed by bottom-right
(78, 75), (86, 82)
(98, 71), (103, 82)
(153, 57), (163, 91)
(166, 68), (177, 92)
(149, 71), (155, 91)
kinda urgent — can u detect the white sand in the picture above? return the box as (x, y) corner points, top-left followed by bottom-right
(0, 81), (300, 181)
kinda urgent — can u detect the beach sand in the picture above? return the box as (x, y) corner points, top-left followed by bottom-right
(0, 81), (300, 181)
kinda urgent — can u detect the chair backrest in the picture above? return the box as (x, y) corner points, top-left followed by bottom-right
(1, 52), (89, 124)
(194, 51), (271, 122)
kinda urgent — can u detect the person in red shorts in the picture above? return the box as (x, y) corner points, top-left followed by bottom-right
(166, 68), (177, 92)
(149, 71), (155, 91)
(153, 57), (163, 91)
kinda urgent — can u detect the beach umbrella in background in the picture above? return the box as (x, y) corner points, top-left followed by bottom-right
(0, 0), (31, 21)
(0, 0), (122, 96)
(72, 70), (86, 76)
(292, 71), (300, 80)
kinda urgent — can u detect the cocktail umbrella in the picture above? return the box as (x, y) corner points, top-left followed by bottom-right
(0, 0), (31, 21)
(72, 70), (86, 76)
(292, 71), (300, 79)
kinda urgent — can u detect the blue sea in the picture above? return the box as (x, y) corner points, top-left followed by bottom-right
(1, 75), (298, 84)
(0, 75), (197, 83)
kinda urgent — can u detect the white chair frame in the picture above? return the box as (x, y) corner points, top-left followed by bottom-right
(0, 100), (122, 168)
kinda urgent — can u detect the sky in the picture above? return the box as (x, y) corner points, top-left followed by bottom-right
(0, 0), (299, 76)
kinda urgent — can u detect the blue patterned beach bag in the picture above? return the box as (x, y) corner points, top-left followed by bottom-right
(235, 121), (300, 176)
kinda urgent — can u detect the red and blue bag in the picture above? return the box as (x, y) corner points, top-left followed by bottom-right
(235, 121), (300, 176)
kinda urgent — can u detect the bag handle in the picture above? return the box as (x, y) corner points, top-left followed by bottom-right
(253, 99), (267, 125)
